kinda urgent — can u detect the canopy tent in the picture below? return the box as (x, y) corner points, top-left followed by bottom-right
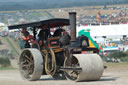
(77, 24), (128, 37)
(0, 22), (6, 26)
(0, 22), (8, 32)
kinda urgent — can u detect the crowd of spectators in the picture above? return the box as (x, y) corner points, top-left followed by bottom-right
(78, 6), (128, 26)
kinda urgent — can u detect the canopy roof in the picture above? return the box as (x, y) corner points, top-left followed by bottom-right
(8, 18), (69, 30)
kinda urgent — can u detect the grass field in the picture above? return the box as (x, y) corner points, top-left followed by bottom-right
(104, 62), (128, 66)
(0, 10), (54, 25)
(0, 66), (15, 70)
(104, 62), (128, 72)
(3, 37), (20, 56)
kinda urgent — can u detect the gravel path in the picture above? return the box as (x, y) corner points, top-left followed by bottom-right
(0, 66), (128, 85)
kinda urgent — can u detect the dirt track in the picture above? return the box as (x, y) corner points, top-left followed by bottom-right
(0, 64), (128, 85)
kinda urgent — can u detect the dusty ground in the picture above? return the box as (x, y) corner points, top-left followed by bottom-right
(0, 63), (128, 85)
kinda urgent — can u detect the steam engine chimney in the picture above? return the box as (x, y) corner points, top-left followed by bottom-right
(69, 12), (76, 41)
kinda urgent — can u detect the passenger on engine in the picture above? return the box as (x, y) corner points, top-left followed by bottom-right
(53, 28), (67, 37)
(53, 28), (71, 46)
(20, 28), (33, 48)
(38, 27), (49, 48)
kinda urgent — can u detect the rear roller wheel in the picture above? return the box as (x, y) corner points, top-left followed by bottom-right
(19, 48), (43, 81)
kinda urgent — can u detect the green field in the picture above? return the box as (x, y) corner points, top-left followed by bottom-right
(3, 37), (20, 56)
(0, 10), (54, 25)
(104, 62), (128, 66)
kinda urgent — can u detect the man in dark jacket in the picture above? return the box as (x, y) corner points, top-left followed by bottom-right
(38, 27), (49, 48)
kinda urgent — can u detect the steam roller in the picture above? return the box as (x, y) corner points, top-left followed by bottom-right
(9, 12), (104, 82)
(18, 48), (104, 82)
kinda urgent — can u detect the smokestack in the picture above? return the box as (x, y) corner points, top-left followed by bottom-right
(69, 12), (76, 41)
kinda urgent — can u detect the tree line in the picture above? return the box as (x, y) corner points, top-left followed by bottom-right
(0, 0), (128, 11)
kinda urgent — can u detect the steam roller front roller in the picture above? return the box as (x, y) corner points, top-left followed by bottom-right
(19, 48), (43, 81)
(64, 53), (104, 82)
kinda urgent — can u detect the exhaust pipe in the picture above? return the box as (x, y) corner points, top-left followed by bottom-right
(69, 12), (76, 41)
